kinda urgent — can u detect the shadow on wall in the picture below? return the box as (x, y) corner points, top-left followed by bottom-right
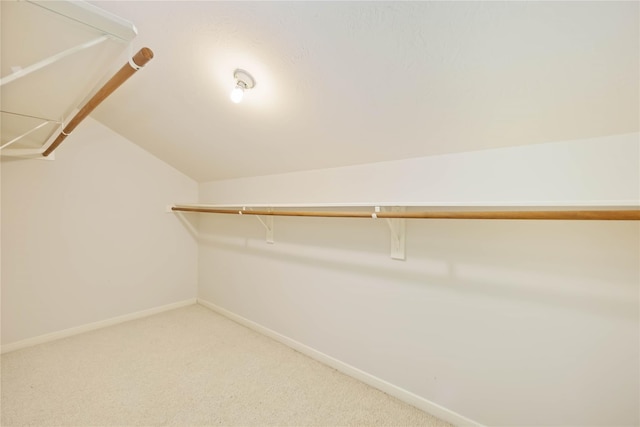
(193, 214), (640, 321)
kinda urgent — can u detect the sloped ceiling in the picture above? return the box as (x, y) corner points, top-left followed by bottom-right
(87, 1), (638, 182)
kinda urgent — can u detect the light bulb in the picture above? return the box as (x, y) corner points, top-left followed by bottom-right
(230, 85), (244, 103)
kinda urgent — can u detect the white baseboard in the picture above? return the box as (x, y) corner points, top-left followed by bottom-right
(197, 298), (483, 427)
(1, 298), (198, 354)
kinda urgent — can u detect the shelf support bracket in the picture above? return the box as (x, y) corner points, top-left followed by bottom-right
(0, 119), (60, 150)
(243, 207), (274, 244)
(379, 206), (406, 260)
(0, 35), (110, 87)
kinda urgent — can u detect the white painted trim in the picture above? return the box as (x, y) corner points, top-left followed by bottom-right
(1, 298), (197, 354)
(197, 298), (484, 427)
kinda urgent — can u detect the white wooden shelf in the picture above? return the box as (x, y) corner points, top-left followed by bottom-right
(170, 202), (640, 260)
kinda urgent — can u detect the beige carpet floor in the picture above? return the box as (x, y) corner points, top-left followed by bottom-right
(1, 304), (451, 426)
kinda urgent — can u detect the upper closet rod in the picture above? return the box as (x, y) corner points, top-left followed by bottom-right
(172, 206), (640, 221)
(42, 47), (154, 157)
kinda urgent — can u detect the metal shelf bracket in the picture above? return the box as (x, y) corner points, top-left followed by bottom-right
(377, 206), (406, 260)
(242, 207), (274, 244)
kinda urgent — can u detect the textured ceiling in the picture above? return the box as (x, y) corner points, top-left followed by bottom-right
(88, 1), (638, 182)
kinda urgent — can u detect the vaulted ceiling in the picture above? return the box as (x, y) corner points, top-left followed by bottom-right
(6, 1), (640, 182)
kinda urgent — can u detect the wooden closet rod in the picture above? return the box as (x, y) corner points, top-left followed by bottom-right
(171, 206), (640, 221)
(42, 47), (154, 157)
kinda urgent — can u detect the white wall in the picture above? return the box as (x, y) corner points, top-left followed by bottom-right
(198, 133), (639, 426)
(1, 118), (198, 346)
(199, 133), (639, 206)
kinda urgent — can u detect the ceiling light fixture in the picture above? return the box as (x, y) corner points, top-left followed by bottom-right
(230, 69), (255, 104)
